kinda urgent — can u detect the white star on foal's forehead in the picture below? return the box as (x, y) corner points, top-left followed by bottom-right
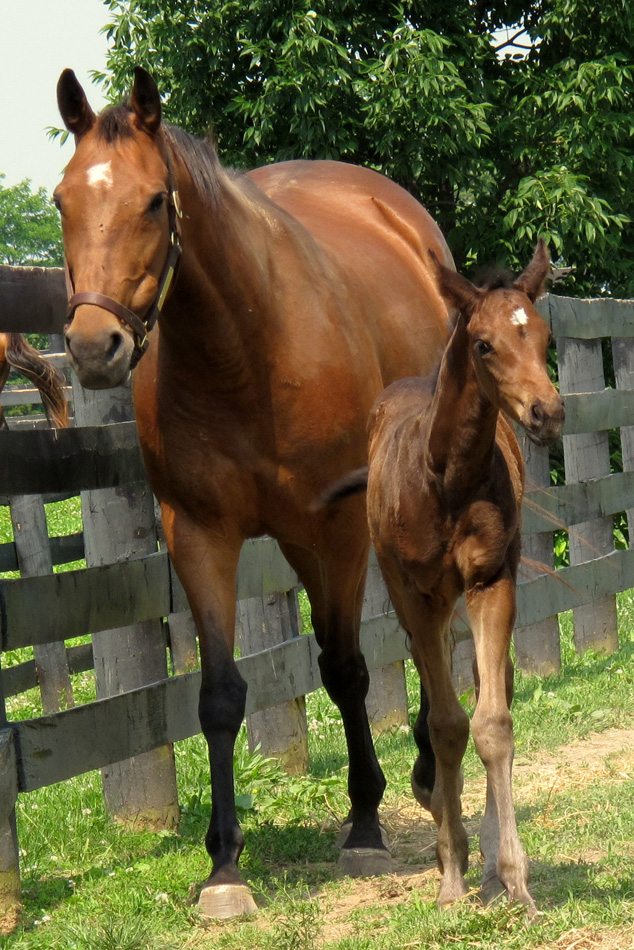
(86, 162), (113, 188)
(510, 307), (528, 327)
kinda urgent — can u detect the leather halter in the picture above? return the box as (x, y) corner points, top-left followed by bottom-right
(64, 152), (183, 369)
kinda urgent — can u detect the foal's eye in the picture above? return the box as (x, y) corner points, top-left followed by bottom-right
(147, 193), (166, 214)
(53, 195), (62, 214)
(474, 340), (493, 356)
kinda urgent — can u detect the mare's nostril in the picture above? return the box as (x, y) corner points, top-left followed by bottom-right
(106, 331), (124, 362)
(530, 401), (544, 426)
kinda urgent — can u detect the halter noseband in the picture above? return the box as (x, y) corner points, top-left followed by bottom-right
(64, 153), (183, 370)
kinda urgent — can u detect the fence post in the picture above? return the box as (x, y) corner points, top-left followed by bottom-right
(72, 377), (179, 830)
(514, 437), (561, 674)
(10, 495), (74, 713)
(558, 334), (618, 654)
(363, 561), (409, 732)
(612, 336), (634, 543)
(237, 590), (308, 774)
(0, 667), (21, 931)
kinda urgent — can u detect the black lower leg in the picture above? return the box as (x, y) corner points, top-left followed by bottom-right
(412, 683), (436, 810)
(199, 662), (248, 885)
(319, 649), (387, 850)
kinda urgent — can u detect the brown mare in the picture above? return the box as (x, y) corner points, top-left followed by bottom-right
(55, 67), (455, 918)
(328, 241), (564, 913)
(0, 333), (68, 429)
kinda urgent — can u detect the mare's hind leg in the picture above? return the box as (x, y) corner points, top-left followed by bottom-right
(411, 683), (435, 810)
(279, 539), (391, 876)
(161, 504), (256, 920)
(466, 571), (535, 914)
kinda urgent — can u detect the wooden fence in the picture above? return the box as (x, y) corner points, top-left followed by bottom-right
(1, 264), (634, 921)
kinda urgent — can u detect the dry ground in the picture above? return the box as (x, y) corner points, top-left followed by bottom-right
(306, 728), (634, 948)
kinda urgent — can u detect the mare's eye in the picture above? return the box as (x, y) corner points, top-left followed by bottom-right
(475, 340), (493, 356)
(147, 192), (166, 214)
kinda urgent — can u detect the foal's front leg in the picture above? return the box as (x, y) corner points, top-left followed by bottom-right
(466, 573), (535, 914)
(162, 504), (256, 920)
(405, 594), (471, 906)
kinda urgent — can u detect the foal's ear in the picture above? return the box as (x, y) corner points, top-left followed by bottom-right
(428, 251), (481, 317)
(514, 238), (551, 302)
(130, 67), (162, 135)
(57, 69), (96, 138)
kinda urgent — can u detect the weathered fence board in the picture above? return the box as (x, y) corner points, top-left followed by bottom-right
(559, 335), (618, 654)
(0, 424), (145, 496)
(522, 470), (634, 533)
(14, 614), (407, 794)
(516, 548), (634, 626)
(10, 494), (73, 714)
(0, 730), (18, 825)
(0, 551), (171, 651)
(0, 266), (65, 334)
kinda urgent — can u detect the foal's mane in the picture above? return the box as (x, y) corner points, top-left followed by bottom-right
(96, 102), (225, 211)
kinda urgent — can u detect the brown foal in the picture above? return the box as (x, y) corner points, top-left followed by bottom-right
(331, 241), (564, 912)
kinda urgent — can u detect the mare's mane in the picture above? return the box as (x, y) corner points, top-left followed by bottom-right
(96, 102), (225, 210)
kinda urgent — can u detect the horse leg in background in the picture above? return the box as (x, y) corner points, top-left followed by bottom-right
(411, 682), (436, 810)
(279, 539), (391, 875)
(466, 570), (535, 914)
(405, 594), (470, 906)
(160, 503), (257, 920)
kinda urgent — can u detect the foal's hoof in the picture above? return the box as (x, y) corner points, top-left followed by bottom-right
(198, 883), (258, 920)
(336, 821), (390, 850)
(336, 846), (393, 878)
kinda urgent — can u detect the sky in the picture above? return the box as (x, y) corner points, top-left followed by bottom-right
(0, 0), (110, 196)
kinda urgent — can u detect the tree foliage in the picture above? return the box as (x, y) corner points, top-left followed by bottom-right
(97, 1), (634, 295)
(0, 175), (63, 267)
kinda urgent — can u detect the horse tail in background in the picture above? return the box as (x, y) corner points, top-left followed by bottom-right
(315, 466), (370, 509)
(5, 333), (69, 428)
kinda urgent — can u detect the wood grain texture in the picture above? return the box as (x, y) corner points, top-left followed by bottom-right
(0, 266), (65, 334)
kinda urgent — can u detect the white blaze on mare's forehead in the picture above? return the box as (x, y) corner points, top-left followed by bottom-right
(86, 162), (113, 188)
(510, 307), (528, 327)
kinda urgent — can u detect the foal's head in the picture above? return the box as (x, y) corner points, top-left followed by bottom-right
(431, 240), (565, 445)
(55, 67), (176, 388)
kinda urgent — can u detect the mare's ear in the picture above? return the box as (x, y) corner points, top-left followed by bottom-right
(57, 69), (96, 137)
(130, 67), (161, 135)
(428, 250), (481, 318)
(514, 238), (551, 301)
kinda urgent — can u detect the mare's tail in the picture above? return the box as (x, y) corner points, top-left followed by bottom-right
(5, 334), (69, 428)
(315, 466), (369, 509)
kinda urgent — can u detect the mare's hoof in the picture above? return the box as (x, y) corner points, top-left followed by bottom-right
(336, 821), (390, 850)
(198, 883), (258, 920)
(336, 846), (393, 878)
(480, 873), (505, 907)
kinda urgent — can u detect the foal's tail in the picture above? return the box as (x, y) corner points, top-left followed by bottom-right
(5, 334), (69, 428)
(314, 466), (369, 510)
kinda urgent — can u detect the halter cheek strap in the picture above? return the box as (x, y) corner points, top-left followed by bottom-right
(64, 154), (183, 369)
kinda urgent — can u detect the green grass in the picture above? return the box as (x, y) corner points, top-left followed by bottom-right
(4, 606), (634, 948)
(4, 501), (634, 947)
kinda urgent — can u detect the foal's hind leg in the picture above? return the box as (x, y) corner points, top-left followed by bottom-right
(279, 539), (391, 877)
(466, 572), (535, 914)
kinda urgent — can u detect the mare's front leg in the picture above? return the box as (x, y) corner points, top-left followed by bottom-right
(466, 570), (535, 915)
(162, 504), (256, 920)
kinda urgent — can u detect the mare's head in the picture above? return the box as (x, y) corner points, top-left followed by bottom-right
(55, 67), (180, 388)
(431, 240), (565, 445)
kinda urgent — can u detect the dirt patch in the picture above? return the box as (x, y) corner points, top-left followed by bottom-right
(311, 726), (634, 944)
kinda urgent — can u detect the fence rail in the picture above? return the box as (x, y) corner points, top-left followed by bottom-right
(2, 264), (634, 922)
